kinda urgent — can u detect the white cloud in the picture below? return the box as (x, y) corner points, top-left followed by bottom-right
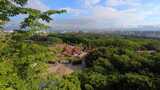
(84, 0), (101, 6)
(63, 7), (84, 16)
(66, 0), (160, 28)
(25, 0), (49, 11)
(106, 0), (140, 7)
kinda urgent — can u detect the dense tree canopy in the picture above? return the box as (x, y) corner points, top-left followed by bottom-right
(47, 33), (160, 90)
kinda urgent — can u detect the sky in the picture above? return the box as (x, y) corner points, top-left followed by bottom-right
(5, 0), (160, 31)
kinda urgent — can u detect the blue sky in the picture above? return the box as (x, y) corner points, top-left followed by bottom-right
(6, 0), (160, 30)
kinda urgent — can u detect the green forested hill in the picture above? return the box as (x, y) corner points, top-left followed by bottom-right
(1, 31), (160, 90)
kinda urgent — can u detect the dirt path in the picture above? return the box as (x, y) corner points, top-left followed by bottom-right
(48, 64), (74, 76)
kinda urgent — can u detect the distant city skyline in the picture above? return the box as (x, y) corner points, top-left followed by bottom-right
(4, 0), (160, 31)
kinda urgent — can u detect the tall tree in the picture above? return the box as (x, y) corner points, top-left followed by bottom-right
(0, 0), (66, 29)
